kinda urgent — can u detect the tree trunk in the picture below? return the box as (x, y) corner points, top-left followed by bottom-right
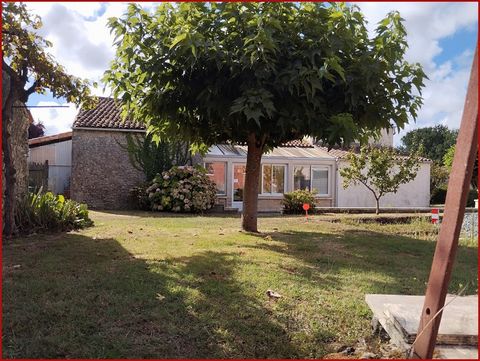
(2, 73), (17, 237)
(241, 133), (265, 232)
(375, 197), (380, 215)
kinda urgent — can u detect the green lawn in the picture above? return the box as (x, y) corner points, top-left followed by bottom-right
(3, 211), (477, 358)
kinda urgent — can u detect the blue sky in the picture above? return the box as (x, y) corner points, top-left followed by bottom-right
(25, 2), (478, 146)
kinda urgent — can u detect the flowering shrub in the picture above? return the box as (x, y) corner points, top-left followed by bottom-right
(147, 166), (217, 212)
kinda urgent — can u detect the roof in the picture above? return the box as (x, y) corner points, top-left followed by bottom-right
(73, 97), (145, 130)
(317, 146), (431, 162)
(207, 144), (335, 160)
(28, 131), (72, 148)
(316, 146), (351, 159)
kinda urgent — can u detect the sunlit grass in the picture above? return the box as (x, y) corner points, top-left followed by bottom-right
(3, 211), (477, 358)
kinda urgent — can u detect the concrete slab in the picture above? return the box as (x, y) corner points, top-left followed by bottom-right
(366, 294), (478, 359)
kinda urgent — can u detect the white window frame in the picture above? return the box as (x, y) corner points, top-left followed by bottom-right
(293, 165), (312, 192)
(311, 166), (330, 196)
(204, 161), (227, 195)
(260, 164), (287, 196)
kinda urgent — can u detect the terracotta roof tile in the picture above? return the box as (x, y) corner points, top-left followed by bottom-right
(73, 97), (145, 130)
(281, 139), (313, 148)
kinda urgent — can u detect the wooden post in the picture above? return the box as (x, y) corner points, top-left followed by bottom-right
(412, 47), (478, 358)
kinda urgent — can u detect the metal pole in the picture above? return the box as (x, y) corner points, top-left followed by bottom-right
(412, 47), (478, 358)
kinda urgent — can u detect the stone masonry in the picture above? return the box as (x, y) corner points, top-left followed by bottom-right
(71, 129), (145, 209)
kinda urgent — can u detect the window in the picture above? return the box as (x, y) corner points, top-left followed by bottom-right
(205, 162), (226, 194)
(261, 164), (285, 194)
(312, 168), (329, 195)
(293, 166), (329, 195)
(293, 166), (311, 191)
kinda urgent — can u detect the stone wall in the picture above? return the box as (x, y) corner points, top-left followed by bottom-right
(71, 129), (145, 209)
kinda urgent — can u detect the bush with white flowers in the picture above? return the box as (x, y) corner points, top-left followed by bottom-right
(146, 166), (217, 212)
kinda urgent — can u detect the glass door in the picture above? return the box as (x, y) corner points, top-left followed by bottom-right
(232, 164), (246, 211)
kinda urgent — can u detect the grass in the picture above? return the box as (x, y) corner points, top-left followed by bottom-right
(3, 211), (477, 358)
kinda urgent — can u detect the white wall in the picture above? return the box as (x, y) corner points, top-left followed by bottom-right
(28, 140), (72, 194)
(337, 161), (431, 208)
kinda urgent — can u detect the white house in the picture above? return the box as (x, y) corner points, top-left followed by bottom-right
(67, 97), (431, 211)
(202, 136), (431, 212)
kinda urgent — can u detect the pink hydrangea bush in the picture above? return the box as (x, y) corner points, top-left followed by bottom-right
(146, 166), (217, 212)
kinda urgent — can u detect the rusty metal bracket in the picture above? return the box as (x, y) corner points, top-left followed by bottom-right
(412, 47), (478, 359)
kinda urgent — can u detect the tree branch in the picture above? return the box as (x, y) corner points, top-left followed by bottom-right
(358, 178), (379, 200)
(20, 65), (28, 82)
(25, 80), (39, 96)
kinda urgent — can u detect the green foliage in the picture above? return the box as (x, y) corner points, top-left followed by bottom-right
(340, 146), (421, 213)
(281, 189), (317, 214)
(430, 187), (447, 205)
(146, 166), (217, 212)
(443, 145), (478, 189)
(443, 145), (455, 169)
(15, 190), (93, 234)
(128, 184), (150, 210)
(121, 133), (191, 181)
(430, 163), (450, 193)
(399, 125), (457, 164)
(432, 188), (477, 207)
(2, 2), (95, 106)
(104, 2), (426, 149)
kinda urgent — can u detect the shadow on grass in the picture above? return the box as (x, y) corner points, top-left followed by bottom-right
(3, 234), (300, 358)
(3, 226), (477, 358)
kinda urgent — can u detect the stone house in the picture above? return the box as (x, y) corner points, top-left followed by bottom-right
(70, 97), (431, 211)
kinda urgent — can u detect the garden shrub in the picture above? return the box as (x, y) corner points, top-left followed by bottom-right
(431, 187), (477, 207)
(15, 189), (93, 234)
(147, 166), (217, 212)
(282, 189), (317, 214)
(128, 184), (150, 210)
(430, 187), (447, 204)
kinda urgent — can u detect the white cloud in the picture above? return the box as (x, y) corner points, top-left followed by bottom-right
(25, 2), (477, 140)
(29, 101), (78, 136)
(355, 2), (477, 145)
(26, 2), (131, 88)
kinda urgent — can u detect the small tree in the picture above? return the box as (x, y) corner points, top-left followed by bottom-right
(121, 133), (192, 182)
(340, 146), (421, 214)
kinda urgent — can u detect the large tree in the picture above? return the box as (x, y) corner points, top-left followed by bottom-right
(104, 2), (426, 232)
(399, 125), (458, 164)
(2, 2), (94, 236)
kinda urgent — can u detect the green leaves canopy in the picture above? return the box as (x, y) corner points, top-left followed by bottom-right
(104, 2), (426, 150)
(399, 125), (458, 164)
